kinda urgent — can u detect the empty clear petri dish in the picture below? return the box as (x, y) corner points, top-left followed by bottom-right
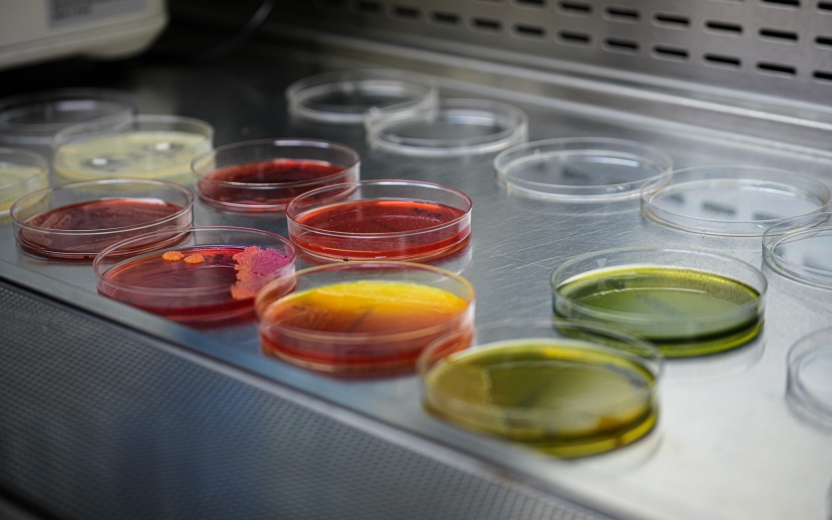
(0, 148), (49, 218)
(787, 327), (832, 429)
(494, 138), (673, 202)
(287, 179), (472, 261)
(11, 178), (194, 260)
(419, 318), (662, 458)
(551, 247), (766, 357)
(366, 99), (528, 157)
(641, 165), (830, 236)
(95, 226), (296, 323)
(763, 212), (832, 289)
(256, 261), (475, 375)
(192, 138), (360, 212)
(285, 69), (438, 124)
(52, 114), (213, 183)
(0, 88), (138, 147)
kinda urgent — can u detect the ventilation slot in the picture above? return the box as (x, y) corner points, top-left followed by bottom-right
(604, 6), (640, 20)
(559, 31), (592, 45)
(654, 13), (690, 27)
(820, 1), (832, 10)
(515, 0), (546, 6)
(431, 11), (460, 24)
(392, 5), (420, 18)
(761, 0), (800, 6)
(355, 1), (381, 13)
(706, 21), (743, 34)
(814, 70), (832, 82)
(653, 45), (689, 60)
(760, 28), (799, 41)
(704, 54), (742, 67)
(472, 17), (502, 31)
(514, 24), (546, 37)
(757, 62), (797, 75)
(559, 1), (592, 14)
(318, 0), (345, 7)
(816, 36), (832, 46)
(604, 38), (639, 52)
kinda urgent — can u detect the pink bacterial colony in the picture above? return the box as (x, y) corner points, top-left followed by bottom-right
(230, 246), (290, 300)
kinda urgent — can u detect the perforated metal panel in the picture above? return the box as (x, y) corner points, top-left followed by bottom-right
(276, 0), (832, 104)
(0, 280), (614, 520)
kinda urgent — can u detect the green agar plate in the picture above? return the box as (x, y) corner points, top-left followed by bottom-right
(551, 248), (766, 357)
(419, 319), (661, 458)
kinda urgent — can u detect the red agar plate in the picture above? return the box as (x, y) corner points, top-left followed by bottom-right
(11, 179), (194, 260)
(286, 180), (472, 261)
(94, 226), (296, 323)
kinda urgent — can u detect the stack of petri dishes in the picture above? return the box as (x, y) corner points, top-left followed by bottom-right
(0, 148), (49, 222)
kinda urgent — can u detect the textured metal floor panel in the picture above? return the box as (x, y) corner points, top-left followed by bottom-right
(0, 281), (613, 520)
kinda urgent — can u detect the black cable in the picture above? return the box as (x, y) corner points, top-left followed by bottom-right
(197, 0), (277, 61)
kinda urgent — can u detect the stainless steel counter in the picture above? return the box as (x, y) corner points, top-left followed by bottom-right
(1, 35), (831, 520)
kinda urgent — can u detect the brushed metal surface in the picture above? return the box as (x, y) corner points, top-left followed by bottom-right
(0, 41), (831, 520)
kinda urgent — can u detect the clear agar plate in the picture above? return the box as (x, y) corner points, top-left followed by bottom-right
(0, 148), (49, 218)
(366, 99), (528, 157)
(763, 212), (832, 289)
(287, 179), (472, 261)
(95, 226), (296, 323)
(0, 88), (138, 147)
(193, 138), (360, 212)
(551, 248), (766, 357)
(641, 166), (831, 236)
(285, 69), (438, 124)
(494, 138), (673, 202)
(11, 179), (194, 260)
(255, 261), (475, 375)
(419, 318), (662, 458)
(52, 114), (214, 183)
(787, 327), (832, 429)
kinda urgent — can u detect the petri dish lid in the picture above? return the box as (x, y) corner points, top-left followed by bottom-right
(0, 147), (49, 217)
(763, 212), (832, 289)
(0, 88), (138, 146)
(285, 69), (438, 124)
(366, 99), (528, 157)
(494, 138), (673, 202)
(641, 165), (831, 236)
(787, 327), (832, 428)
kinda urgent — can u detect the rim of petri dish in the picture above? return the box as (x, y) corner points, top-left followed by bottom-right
(0, 88), (138, 146)
(192, 138), (361, 212)
(641, 165), (831, 236)
(11, 178), (195, 259)
(763, 212), (832, 289)
(286, 179), (473, 261)
(551, 247), (767, 357)
(494, 137), (673, 202)
(0, 147), (49, 217)
(285, 69), (438, 124)
(94, 225), (297, 298)
(255, 261), (476, 374)
(418, 318), (662, 457)
(787, 327), (832, 428)
(366, 98), (528, 157)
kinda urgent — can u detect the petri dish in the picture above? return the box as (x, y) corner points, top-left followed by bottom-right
(52, 114), (214, 183)
(12, 179), (194, 260)
(641, 165), (830, 236)
(366, 99), (528, 157)
(419, 319), (662, 458)
(285, 69), (438, 124)
(494, 138), (673, 202)
(0, 148), (49, 218)
(551, 248), (766, 357)
(763, 212), (832, 289)
(192, 138), (360, 212)
(287, 179), (472, 261)
(95, 226), (296, 323)
(256, 261), (475, 375)
(0, 88), (138, 147)
(787, 327), (832, 429)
